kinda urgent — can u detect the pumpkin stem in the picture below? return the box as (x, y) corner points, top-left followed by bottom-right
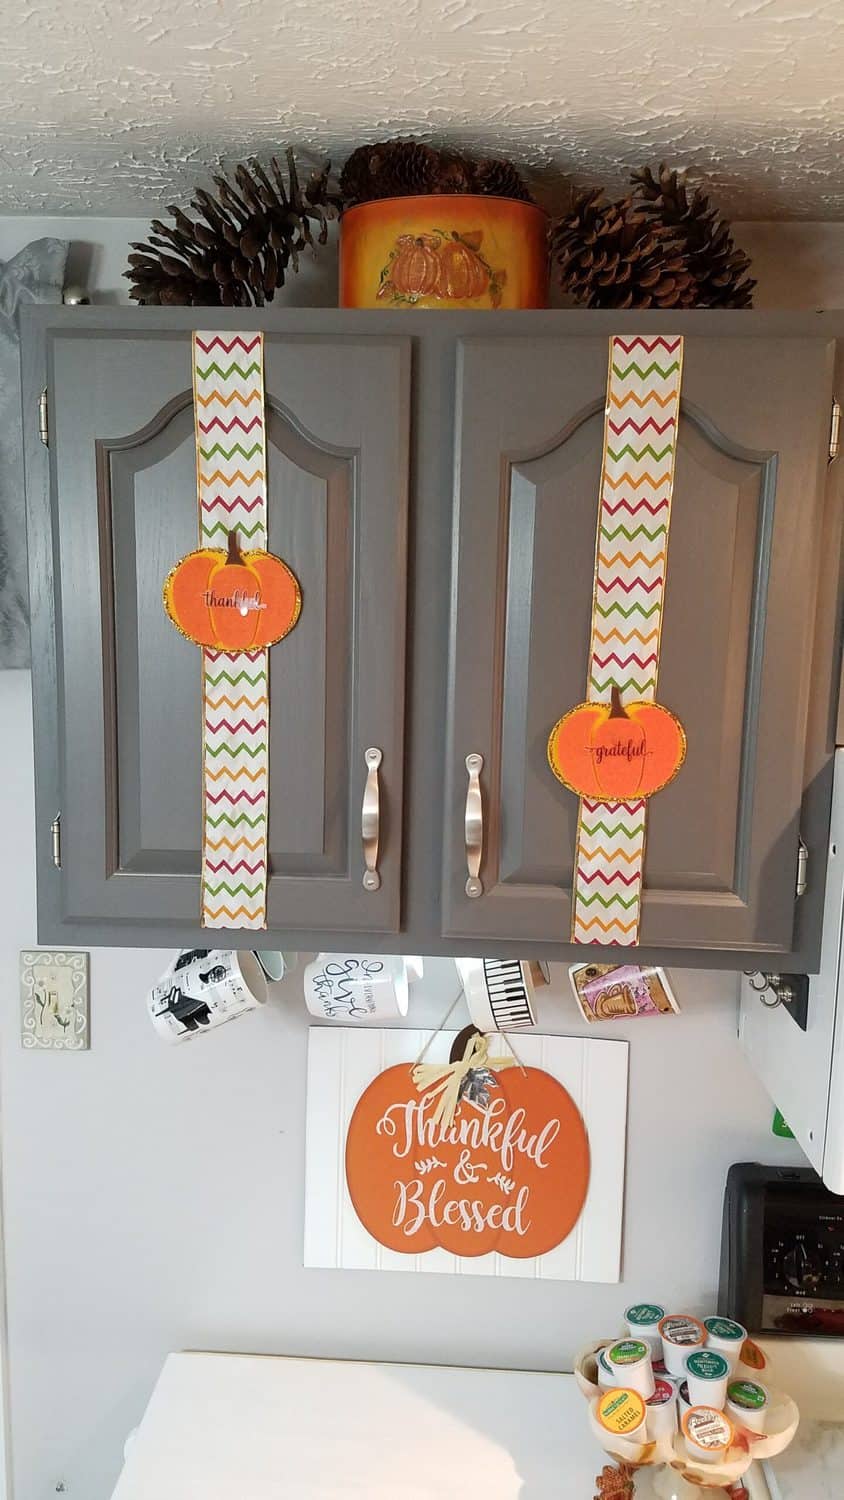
(226, 529), (243, 566)
(609, 684), (628, 719)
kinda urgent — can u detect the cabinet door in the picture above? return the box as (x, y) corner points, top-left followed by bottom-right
(43, 329), (409, 940)
(443, 334), (834, 953)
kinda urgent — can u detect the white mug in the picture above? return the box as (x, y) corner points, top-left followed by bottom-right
(303, 954), (410, 1022)
(456, 956), (537, 1032)
(148, 949), (267, 1044)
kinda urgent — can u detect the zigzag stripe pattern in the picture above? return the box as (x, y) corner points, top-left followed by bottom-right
(573, 796), (648, 944)
(602, 497), (670, 517)
(194, 330), (269, 930)
(195, 335), (262, 355)
(571, 334), (684, 945)
(608, 416), (675, 436)
(206, 810), (265, 828)
(195, 388), (261, 409)
(599, 522), (667, 543)
(198, 416), (262, 435)
(201, 518), (265, 541)
(613, 336), (682, 355)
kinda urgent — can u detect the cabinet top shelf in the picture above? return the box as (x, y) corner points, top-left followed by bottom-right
(23, 304), (844, 340)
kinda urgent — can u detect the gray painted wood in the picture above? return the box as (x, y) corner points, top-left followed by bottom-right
(443, 334), (835, 952)
(21, 308), (844, 967)
(39, 326), (410, 936)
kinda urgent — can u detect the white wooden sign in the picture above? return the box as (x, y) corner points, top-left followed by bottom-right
(304, 1028), (628, 1281)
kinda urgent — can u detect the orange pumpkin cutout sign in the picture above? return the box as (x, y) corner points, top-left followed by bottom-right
(345, 1061), (590, 1259)
(548, 685), (686, 801)
(164, 528), (301, 651)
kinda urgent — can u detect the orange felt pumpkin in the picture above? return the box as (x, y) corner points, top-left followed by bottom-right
(164, 529), (301, 651)
(548, 685), (686, 800)
(435, 235), (490, 300)
(388, 234), (442, 299)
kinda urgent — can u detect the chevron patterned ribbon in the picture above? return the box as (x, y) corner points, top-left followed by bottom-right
(194, 332), (269, 929)
(571, 335), (684, 945)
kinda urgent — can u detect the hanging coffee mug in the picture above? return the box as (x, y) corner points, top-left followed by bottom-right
(253, 951), (297, 983)
(303, 954), (411, 1022)
(148, 949), (267, 1044)
(456, 956), (538, 1032)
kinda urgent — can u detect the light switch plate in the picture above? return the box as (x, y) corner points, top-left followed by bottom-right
(20, 950), (89, 1050)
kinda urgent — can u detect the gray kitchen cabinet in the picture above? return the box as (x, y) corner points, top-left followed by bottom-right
(22, 310), (844, 964)
(442, 330), (842, 959)
(24, 318), (410, 942)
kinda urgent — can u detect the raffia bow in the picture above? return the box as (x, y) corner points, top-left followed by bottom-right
(410, 1032), (516, 1129)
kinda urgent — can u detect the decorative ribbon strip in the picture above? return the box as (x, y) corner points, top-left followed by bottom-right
(411, 1032), (516, 1130)
(571, 334), (684, 945)
(195, 332), (269, 929)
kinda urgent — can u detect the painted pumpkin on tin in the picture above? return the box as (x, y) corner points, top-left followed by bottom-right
(386, 234), (443, 299)
(164, 528), (301, 651)
(377, 228), (507, 307)
(435, 233), (491, 300)
(548, 685), (686, 800)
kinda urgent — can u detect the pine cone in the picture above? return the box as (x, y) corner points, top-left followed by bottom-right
(338, 144), (379, 207)
(631, 162), (755, 308)
(550, 186), (696, 309)
(340, 141), (440, 204)
(433, 151), (474, 194)
(125, 150), (338, 308)
(339, 139), (534, 206)
(471, 157), (533, 202)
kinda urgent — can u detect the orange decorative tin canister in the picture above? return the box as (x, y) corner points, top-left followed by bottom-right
(340, 195), (548, 310)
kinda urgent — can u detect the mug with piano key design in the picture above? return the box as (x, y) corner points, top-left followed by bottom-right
(456, 957), (538, 1032)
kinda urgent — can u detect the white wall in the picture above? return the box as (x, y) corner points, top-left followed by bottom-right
(0, 215), (835, 1499)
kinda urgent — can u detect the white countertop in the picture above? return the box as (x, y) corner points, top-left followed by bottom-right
(112, 1339), (844, 1499)
(756, 1337), (844, 1500)
(764, 1419), (844, 1500)
(112, 1351), (610, 1498)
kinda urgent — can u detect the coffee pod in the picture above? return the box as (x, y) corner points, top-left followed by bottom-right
(684, 1349), (729, 1411)
(596, 1388), (647, 1444)
(703, 1315), (747, 1374)
(606, 1339), (655, 1400)
(725, 1378), (769, 1435)
(681, 1405), (735, 1465)
(405, 957), (425, 982)
(597, 1347), (617, 1390)
(658, 1314), (706, 1377)
(677, 1380), (692, 1424)
(625, 1302), (666, 1358)
(645, 1377), (677, 1441)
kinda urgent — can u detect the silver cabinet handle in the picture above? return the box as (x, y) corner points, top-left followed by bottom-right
(464, 752), (484, 898)
(362, 747), (382, 891)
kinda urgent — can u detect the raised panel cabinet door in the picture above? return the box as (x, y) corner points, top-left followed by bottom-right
(42, 328), (409, 938)
(443, 333), (835, 952)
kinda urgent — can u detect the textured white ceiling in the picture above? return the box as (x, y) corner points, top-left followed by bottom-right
(1, 0), (843, 218)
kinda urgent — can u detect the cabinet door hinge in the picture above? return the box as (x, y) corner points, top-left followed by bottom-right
(50, 812), (61, 869)
(829, 398), (841, 463)
(38, 387), (49, 448)
(796, 835), (808, 898)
